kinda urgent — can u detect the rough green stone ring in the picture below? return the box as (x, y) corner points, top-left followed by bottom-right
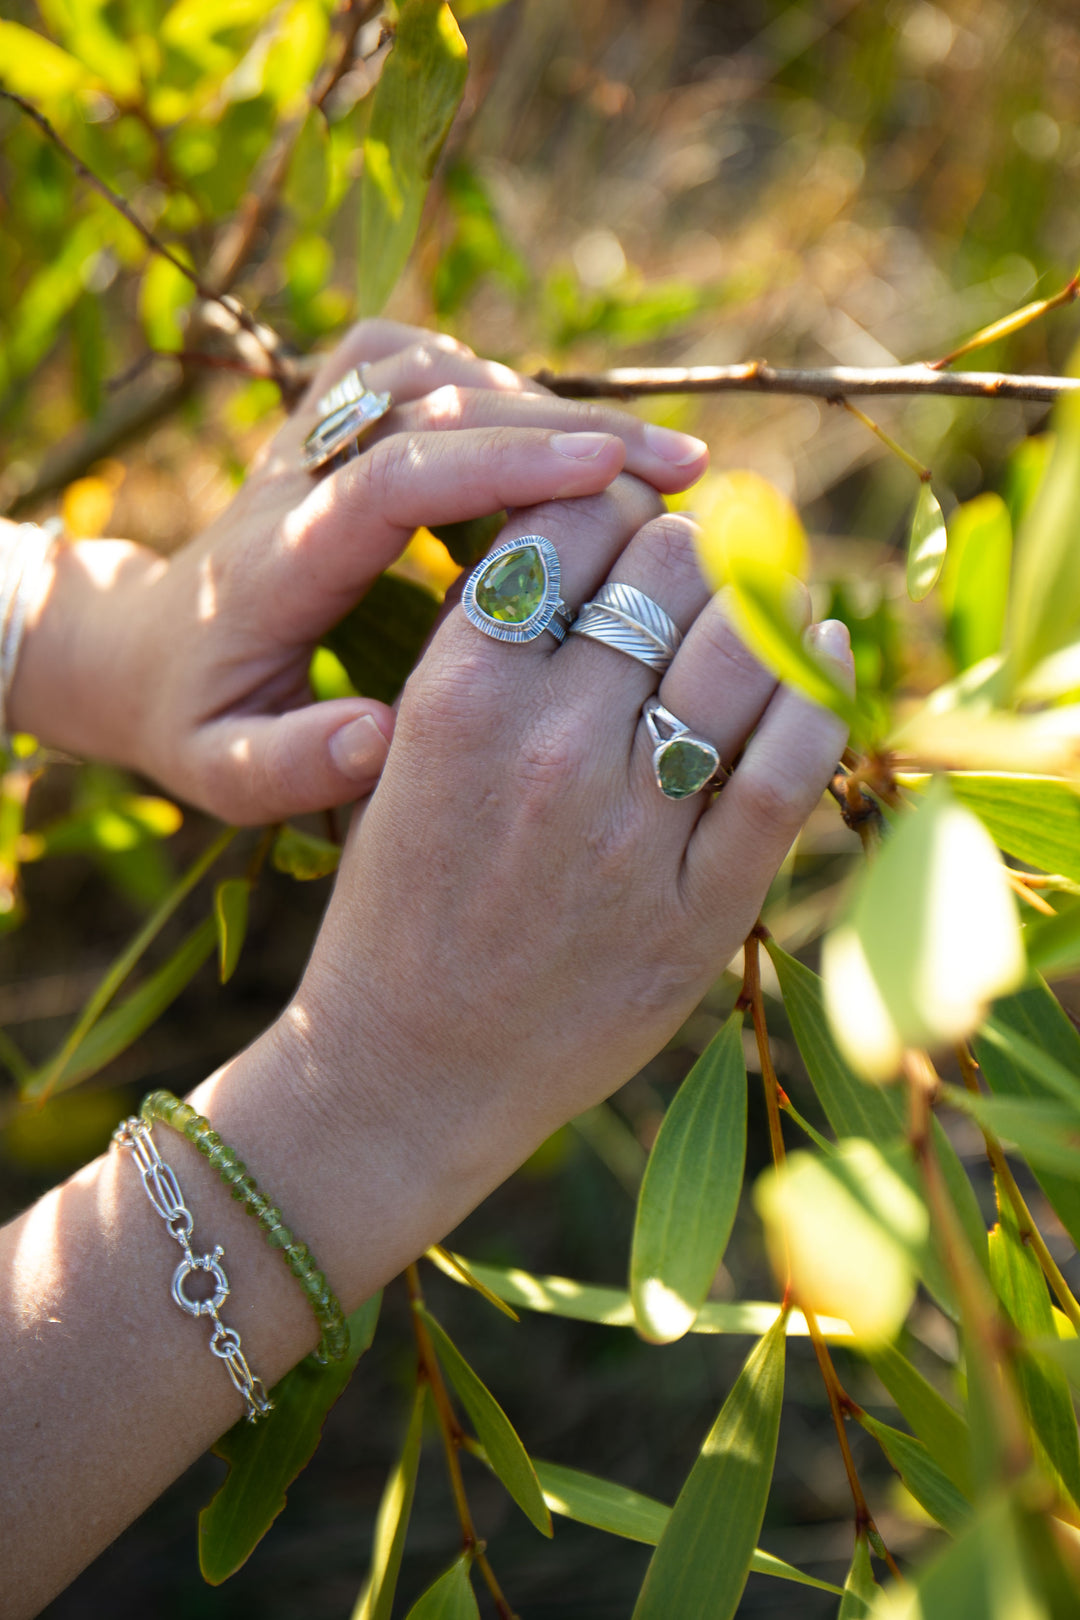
(462, 534), (573, 644)
(642, 696), (726, 800)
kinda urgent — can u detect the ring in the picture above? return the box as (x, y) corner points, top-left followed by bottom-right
(463, 535), (573, 644)
(643, 696), (726, 800)
(569, 583), (681, 673)
(302, 370), (393, 473)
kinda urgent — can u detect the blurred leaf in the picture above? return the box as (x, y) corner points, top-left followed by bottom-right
(1024, 898), (1080, 980)
(425, 1245), (519, 1320)
(200, 1293), (381, 1583)
(531, 1460), (844, 1593)
(989, 1182), (1080, 1507)
(60, 468), (123, 538)
(271, 824), (340, 881)
(22, 795), (182, 859)
(71, 291), (105, 419)
(975, 981), (1080, 1249)
(428, 513), (504, 569)
(907, 482), (947, 602)
(857, 1414), (971, 1535)
(403, 1557), (479, 1620)
(358, 1), (469, 317)
(940, 495), (1012, 671)
(417, 1308), (552, 1536)
(1004, 434), (1054, 532)
(433, 161), (528, 315)
(978, 1017), (1080, 1111)
(722, 558), (860, 729)
(0, 22), (90, 97)
(8, 214), (106, 382)
(630, 1010), (746, 1343)
(285, 114), (333, 225)
(754, 1140), (927, 1346)
(322, 573), (440, 704)
(929, 774), (1080, 886)
(1005, 391), (1080, 693)
(309, 645), (358, 702)
(214, 877), (250, 983)
(865, 1341), (973, 1497)
(694, 471), (808, 587)
(632, 1314), (786, 1619)
(260, 0), (332, 115)
(946, 1089), (1080, 1180)
(139, 252), (196, 352)
(353, 1380), (427, 1620)
(839, 1532), (880, 1619)
(451, 0), (513, 14)
(1, 1086), (128, 1170)
(821, 779), (1025, 1079)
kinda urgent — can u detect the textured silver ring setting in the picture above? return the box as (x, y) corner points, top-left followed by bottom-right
(302, 366), (393, 473)
(463, 535), (573, 644)
(569, 582), (681, 673)
(643, 695), (726, 800)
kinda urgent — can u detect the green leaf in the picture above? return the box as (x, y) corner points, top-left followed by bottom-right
(322, 573), (441, 706)
(353, 1380), (428, 1620)
(839, 1531), (880, 1619)
(937, 774), (1080, 886)
(214, 877), (251, 984)
(940, 495), (1012, 671)
(945, 1088), (1080, 1180)
(989, 1182), (1080, 1506)
(632, 1314), (786, 1619)
(404, 1557), (479, 1620)
(532, 1459), (844, 1595)
(907, 481), (948, 602)
(724, 558), (860, 729)
(425, 1245), (519, 1320)
(0, 21), (89, 98)
(22, 795), (182, 858)
(979, 1016), (1080, 1110)
(857, 1413), (971, 1535)
(1005, 389), (1080, 692)
(630, 1010), (746, 1342)
(138, 253), (196, 352)
(451, 0), (513, 15)
(271, 825), (341, 881)
(417, 1308), (552, 1536)
(976, 981), (1080, 1249)
(358, 0), (469, 316)
(1024, 898), (1080, 980)
(200, 1294), (381, 1582)
(864, 1342), (973, 1497)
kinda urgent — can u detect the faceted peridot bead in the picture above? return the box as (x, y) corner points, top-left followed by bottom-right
(475, 544), (546, 624)
(267, 1225), (293, 1249)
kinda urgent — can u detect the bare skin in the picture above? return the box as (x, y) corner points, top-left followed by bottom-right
(0, 330), (850, 1616)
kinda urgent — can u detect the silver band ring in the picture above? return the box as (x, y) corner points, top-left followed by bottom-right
(303, 373), (393, 473)
(588, 583), (682, 658)
(463, 535), (573, 645)
(643, 696), (726, 800)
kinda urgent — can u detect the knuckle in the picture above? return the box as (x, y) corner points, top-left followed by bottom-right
(354, 432), (423, 507)
(420, 383), (469, 428)
(697, 609), (770, 680)
(632, 514), (701, 578)
(515, 713), (588, 805)
(735, 766), (805, 835)
(401, 641), (505, 738)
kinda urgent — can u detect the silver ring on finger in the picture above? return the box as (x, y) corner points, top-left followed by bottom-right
(569, 582), (680, 674)
(463, 535), (573, 645)
(303, 377), (394, 473)
(643, 696), (728, 800)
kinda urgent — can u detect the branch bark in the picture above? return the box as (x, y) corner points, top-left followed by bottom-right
(533, 361), (1080, 404)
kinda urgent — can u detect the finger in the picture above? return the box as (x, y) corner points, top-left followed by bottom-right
(380, 386), (708, 494)
(189, 698), (396, 823)
(682, 620), (852, 920)
(361, 342), (543, 406)
(307, 320), (472, 405)
(251, 427), (640, 644)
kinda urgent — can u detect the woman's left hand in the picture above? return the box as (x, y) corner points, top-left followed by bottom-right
(9, 321), (708, 822)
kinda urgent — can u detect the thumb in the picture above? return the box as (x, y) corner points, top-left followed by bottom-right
(188, 699), (396, 823)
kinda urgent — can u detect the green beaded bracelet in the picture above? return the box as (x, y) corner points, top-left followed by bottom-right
(140, 1089), (349, 1363)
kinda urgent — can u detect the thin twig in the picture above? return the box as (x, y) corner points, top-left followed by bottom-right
(929, 270), (1080, 371)
(533, 361), (1080, 404)
(738, 925), (787, 1168)
(839, 399), (931, 481)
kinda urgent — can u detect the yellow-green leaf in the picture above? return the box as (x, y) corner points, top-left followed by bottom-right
(724, 557), (860, 729)
(358, 1), (469, 316)
(271, 824), (341, 881)
(417, 1308), (552, 1536)
(630, 1011), (746, 1343)
(632, 1315), (787, 1619)
(1005, 389), (1080, 693)
(693, 471), (809, 586)
(839, 1531), (881, 1619)
(0, 21), (89, 98)
(907, 481), (947, 602)
(214, 877), (250, 983)
(940, 494), (1012, 671)
(945, 1088), (1080, 1181)
(857, 1414), (971, 1535)
(424, 1245), (519, 1320)
(865, 1342), (973, 1497)
(200, 1294), (381, 1582)
(404, 1557), (479, 1620)
(353, 1381), (427, 1620)
(322, 573), (441, 705)
(932, 773), (1080, 887)
(1024, 898), (1080, 980)
(138, 253), (196, 352)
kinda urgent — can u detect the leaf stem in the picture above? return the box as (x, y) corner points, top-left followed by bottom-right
(404, 1266), (517, 1620)
(739, 926), (786, 1169)
(839, 400), (931, 480)
(928, 269), (1080, 370)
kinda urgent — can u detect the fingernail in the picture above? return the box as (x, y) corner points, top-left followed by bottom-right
(550, 431), (614, 460)
(644, 423), (709, 465)
(329, 714), (389, 781)
(807, 619), (852, 661)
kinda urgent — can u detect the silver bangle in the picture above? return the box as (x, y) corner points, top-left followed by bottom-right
(112, 1115), (275, 1424)
(0, 520), (61, 748)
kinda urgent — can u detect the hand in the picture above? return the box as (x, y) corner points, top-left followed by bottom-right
(9, 321), (708, 822)
(287, 478), (852, 1245)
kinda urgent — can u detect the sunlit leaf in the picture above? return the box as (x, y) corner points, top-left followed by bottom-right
(353, 1380), (427, 1620)
(1005, 390), (1080, 693)
(425, 1244), (520, 1320)
(630, 1010), (746, 1343)
(857, 1414), (971, 1535)
(906, 773), (1080, 887)
(417, 1308), (552, 1536)
(754, 1140), (927, 1345)
(1024, 898), (1080, 980)
(945, 1088), (1080, 1180)
(721, 557), (860, 729)
(865, 1341), (973, 1497)
(694, 471), (809, 587)
(0, 21), (89, 98)
(940, 495), (1012, 671)
(271, 825), (341, 881)
(21, 795), (182, 859)
(907, 481), (947, 602)
(200, 1294), (381, 1582)
(632, 1315), (786, 1619)
(839, 1531), (881, 1619)
(822, 779), (1025, 1078)
(285, 113), (332, 224)
(403, 1557), (479, 1620)
(358, 0), (469, 316)
(214, 877), (250, 983)
(139, 253), (196, 352)
(322, 573), (441, 705)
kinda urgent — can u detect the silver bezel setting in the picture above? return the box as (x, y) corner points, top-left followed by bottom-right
(462, 534), (568, 644)
(302, 389), (393, 473)
(643, 697), (723, 799)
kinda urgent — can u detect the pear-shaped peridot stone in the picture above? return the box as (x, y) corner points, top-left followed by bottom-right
(656, 737), (719, 799)
(475, 544), (547, 623)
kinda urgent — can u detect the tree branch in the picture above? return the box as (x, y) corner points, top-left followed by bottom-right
(533, 361), (1080, 404)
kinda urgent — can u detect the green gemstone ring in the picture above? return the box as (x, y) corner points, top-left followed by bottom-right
(462, 534), (573, 644)
(643, 696), (726, 801)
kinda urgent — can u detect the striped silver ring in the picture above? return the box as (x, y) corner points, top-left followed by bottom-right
(568, 583), (681, 673)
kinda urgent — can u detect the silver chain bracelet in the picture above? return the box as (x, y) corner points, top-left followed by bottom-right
(113, 1115), (274, 1423)
(0, 519), (61, 748)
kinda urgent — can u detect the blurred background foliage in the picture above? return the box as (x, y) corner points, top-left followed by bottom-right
(3, 0), (1080, 1614)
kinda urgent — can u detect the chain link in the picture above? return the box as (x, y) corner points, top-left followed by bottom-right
(113, 1116), (274, 1423)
